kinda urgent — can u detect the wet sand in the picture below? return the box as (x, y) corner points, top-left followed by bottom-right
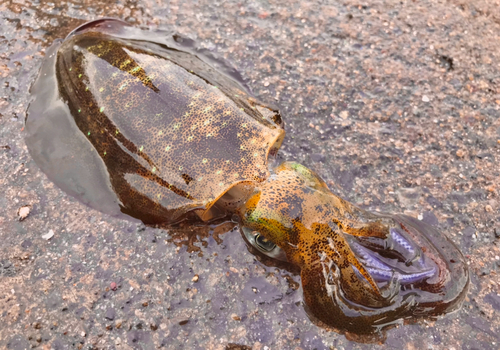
(0, 0), (499, 349)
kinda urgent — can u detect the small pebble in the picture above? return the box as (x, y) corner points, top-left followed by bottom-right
(42, 229), (54, 240)
(105, 308), (116, 321)
(422, 95), (430, 102)
(18, 205), (31, 221)
(192, 274), (199, 282)
(480, 268), (490, 276)
(110, 282), (117, 291)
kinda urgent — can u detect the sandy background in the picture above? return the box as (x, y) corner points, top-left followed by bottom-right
(0, 0), (499, 349)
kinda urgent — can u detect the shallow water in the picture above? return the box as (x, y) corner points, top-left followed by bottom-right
(1, 1), (499, 349)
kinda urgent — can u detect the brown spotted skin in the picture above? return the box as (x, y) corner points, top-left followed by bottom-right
(56, 27), (284, 224)
(240, 162), (392, 304)
(239, 162), (469, 336)
(26, 19), (469, 340)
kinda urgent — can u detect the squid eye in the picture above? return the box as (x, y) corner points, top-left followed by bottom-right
(240, 227), (288, 262)
(255, 233), (276, 252)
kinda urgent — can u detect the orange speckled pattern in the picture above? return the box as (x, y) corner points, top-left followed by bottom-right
(241, 162), (391, 303)
(239, 162), (469, 337)
(55, 27), (284, 224)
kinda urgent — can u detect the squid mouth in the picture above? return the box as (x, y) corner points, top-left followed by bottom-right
(349, 227), (438, 291)
(298, 215), (469, 338)
(343, 213), (469, 314)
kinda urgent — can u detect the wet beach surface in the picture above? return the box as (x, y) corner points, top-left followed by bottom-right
(1, 0), (499, 349)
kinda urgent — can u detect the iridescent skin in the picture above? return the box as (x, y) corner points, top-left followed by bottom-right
(26, 19), (469, 339)
(239, 162), (468, 337)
